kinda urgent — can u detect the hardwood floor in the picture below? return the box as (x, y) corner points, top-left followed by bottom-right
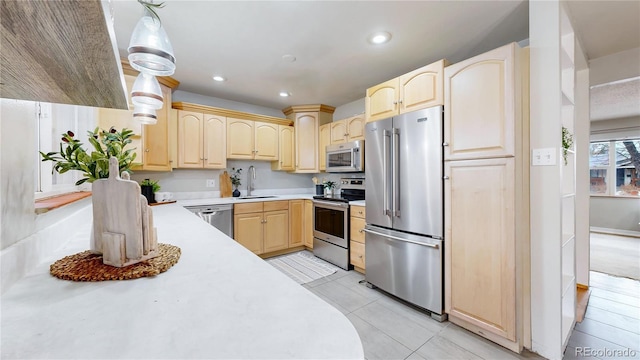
(564, 271), (640, 359)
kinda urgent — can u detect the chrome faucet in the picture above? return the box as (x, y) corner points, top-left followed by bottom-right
(247, 165), (256, 196)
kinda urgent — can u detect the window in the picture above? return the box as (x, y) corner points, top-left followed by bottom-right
(35, 102), (96, 198)
(589, 139), (640, 197)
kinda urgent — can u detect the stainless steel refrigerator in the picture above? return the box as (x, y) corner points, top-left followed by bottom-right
(364, 106), (444, 320)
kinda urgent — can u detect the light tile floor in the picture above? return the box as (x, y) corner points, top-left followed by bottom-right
(302, 268), (543, 360)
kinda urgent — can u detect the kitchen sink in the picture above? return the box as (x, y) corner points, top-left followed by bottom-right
(237, 195), (278, 200)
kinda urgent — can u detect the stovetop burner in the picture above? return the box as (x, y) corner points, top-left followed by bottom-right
(312, 195), (351, 203)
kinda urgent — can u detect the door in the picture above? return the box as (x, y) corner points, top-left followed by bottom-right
(444, 157), (516, 341)
(364, 224), (443, 313)
(254, 121), (278, 160)
(294, 112), (318, 172)
(365, 118), (393, 228)
(234, 212), (263, 254)
(304, 200), (313, 248)
(347, 115), (365, 141)
(444, 44), (515, 161)
(142, 84), (171, 171)
(330, 120), (347, 144)
(399, 61), (444, 114)
(366, 78), (398, 122)
(393, 106), (443, 237)
(278, 125), (295, 171)
(227, 118), (254, 159)
(177, 110), (203, 168)
(204, 114), (226, 169)
(289, 200), (304, 247)
(318, 123), (331, 171)
(263, 210), (289, 253)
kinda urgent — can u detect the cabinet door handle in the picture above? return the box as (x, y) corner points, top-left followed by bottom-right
(358, 254), (363, 259)
(393, 101), (398, 105)
(359, 229), (364, 233)
(443, 176), (450, 180)
(145, 149), (149, 152)
(443, 142), (449, 146)
(398, 99), (403, 104)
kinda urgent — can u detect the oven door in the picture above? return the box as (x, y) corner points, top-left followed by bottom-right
(313, 200), (349, 248)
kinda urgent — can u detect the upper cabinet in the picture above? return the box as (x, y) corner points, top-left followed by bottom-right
(98, 69), (179, 171)
(318, 123), (331, 171)
(176, 110), (226, 169)
(330, 114), (365, 144)
(282, 105), (334, 173)
(366, 59), (447, 122)
(271, 125), (295, 171)
(227, 119), (279, 161)
(444, 46), (515, 161)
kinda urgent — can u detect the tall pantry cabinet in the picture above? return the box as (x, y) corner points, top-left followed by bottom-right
(443, 42), (530, 352)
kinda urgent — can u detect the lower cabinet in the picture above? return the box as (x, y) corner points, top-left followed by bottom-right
(289, 200), (305, 247)
(234, 201), (289, 255)
(304, 200), (313, 248)
(349, 205), (366, 273)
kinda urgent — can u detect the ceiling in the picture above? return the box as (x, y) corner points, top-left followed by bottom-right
(110, 1), (529, 110)
(110, 1), (640, 119)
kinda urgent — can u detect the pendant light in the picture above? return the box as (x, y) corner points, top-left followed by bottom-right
(133, 104), (158, 125)
(127, 1), (176, 76)
(131, 72), (163, 109)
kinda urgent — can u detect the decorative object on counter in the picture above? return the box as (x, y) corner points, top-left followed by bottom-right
(39, 127), (137, 185)
(50, 243), (180, 281)
(312, 177), (324, 195)
(91, 157), (159, 267)
(219, 170), (232, 198)
(562, 126), (573, 165)
(128, 0), (175, 125)
(323, 179), (337, 196)
(230, 167), (242, 197)
(140, 178), (160, 204)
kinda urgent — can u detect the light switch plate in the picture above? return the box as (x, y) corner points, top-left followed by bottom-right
(206, 179), (215, 187)
(532, 148), (556, 166)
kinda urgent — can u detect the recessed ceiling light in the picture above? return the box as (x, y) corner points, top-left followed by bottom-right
(368, 31), (392, 45)
(282, 54), (297, 62)
(279, 92), (290, 97)
(212, 75), (226, 82)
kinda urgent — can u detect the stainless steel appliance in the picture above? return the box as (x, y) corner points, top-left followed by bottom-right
(364, 106), (445, 320)
(184, 204), (234, 238)
(326, 140), (364, 173)
(312, 178), (365, 270)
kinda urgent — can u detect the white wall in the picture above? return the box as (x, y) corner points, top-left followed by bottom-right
(590, 197), (640, 235)
(589, 47), (640, 85)
(333, 98), (365, 120)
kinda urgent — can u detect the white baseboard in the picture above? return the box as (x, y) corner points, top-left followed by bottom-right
(590, 227), (640, 238)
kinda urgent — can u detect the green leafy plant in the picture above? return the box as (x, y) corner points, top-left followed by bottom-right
(39, 127), (137, 185)
(562, 126), (574, 165)
(140, 179), (160, 193)
(137, 0), (165, 24)
(323, 180), (336, 190)
(230, 168), (242, 187)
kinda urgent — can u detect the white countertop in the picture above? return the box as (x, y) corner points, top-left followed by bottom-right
(177, 193), (315, 207)
(349, 200), (366, 206)
(1, 204), (364, 359)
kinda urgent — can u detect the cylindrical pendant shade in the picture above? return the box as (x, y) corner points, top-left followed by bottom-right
(128, 15), (176, 76)
(133, 104), (158, 125)
(131, 73), (163, 109)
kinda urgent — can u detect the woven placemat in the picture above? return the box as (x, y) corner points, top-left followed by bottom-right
(50, 243), (181, 281)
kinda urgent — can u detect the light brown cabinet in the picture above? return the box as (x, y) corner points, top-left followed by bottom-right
(366, 60), (447, 123)
(330, 115), (365, 144)
(176, 110), (226, 169)
(444, 43), (529, 353)
(234, 201), (289, 255)
(98, 74), (175, 171)
(349, 205), (366, 273)
(304, 200), (313, 248)
(318, 123), (331, 171)
(227, 118), (278, 161)
(289, 200), (305, 247)
(444, 45), (515, 161)
(282, 105), (334, 173)
(271, 125), (295, 171)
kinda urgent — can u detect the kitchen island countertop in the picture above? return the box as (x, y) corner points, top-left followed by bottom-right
(1, 203), (364, 359)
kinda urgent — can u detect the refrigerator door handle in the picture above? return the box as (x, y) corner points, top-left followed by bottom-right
(363, 228), (439, 249)
(392, 128), (400, 218)
(383, 129), (391, 216)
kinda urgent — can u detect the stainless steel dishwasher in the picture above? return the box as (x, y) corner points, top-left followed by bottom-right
(184, 204), (234, 238)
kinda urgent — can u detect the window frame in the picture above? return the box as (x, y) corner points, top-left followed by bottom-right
(589, 139), (640, 198)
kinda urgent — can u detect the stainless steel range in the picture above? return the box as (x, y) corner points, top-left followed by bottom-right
(312, 178), (365, 270)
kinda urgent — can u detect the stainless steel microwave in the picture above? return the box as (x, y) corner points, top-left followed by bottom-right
(325, 140), (364, 173)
